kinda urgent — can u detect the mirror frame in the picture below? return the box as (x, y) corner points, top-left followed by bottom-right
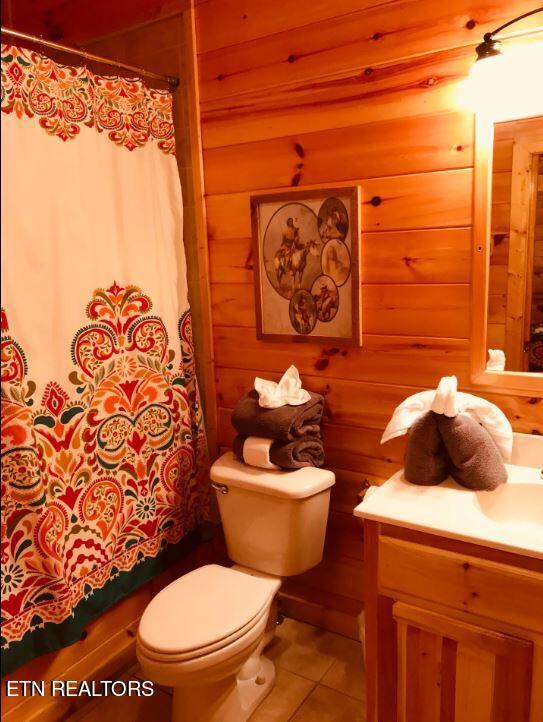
(471, 114), (543, 395)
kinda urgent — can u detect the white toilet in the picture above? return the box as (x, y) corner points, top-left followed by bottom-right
(136, 451), (335, 722)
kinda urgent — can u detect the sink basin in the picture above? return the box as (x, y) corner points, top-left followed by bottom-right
(354, 433), (543, 560)
(476, 481), (543, 527)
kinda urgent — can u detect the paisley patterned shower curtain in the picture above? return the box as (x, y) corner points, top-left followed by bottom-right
(0, 45), (209, 673)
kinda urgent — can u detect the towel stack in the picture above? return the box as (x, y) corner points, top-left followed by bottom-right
(231, 368), (325, 471)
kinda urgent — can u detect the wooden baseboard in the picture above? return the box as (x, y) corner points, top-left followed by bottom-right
(3, 623), (140, 722)
(1, 598), (142, 722)
(280, 579), (363, 640)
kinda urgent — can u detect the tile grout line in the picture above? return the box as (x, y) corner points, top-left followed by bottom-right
(289, 682), (368, 721)
(274, 653), (337, 685)
(319, 677), (366, 704)
(285, 677), (319, 722)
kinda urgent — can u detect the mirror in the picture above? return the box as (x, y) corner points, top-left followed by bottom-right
(471, 114), (543, 394)
(487, 116), (543, 374)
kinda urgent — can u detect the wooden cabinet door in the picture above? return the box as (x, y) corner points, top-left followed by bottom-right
(393, 602), (533, 722)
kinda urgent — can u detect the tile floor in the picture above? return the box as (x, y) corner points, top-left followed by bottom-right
(67, 618), (366, 721)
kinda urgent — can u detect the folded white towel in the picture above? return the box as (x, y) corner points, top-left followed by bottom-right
(254, 365), (311, 409)
(430, 375), (458, 417)
(242, 437), (280, 470)
(381, 375), (513, 461)
(486, 349), (506, 371)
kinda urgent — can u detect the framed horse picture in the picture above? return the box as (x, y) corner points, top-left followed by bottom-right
(250, 187), (362, 345)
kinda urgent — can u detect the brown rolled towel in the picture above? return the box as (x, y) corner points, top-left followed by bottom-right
(404, 411), (450, 486)
(231, 389), (324, 441)
(436, 414), (507, 491)
(233, 434), (325, 470)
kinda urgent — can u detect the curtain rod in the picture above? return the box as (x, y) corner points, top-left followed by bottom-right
(1, 26), (180, 89)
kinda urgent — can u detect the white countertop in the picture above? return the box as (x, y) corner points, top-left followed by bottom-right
(354, 463), (543, 561)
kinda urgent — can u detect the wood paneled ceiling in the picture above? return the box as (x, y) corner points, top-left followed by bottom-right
(1, 0), (189, 44)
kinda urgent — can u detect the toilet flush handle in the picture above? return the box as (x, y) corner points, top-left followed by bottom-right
(211, 481), (229, 495)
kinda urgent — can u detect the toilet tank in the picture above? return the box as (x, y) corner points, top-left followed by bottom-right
(210, 452), (335, 577)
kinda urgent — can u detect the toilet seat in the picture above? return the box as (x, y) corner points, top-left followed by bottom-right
(137, 565), (280, 662)
(138, 603), (271, 663)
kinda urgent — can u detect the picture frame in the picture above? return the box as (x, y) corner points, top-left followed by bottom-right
(250, 186), (361, 345)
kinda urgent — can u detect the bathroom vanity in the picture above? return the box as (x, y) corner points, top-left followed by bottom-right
(355, 436), (543, 722)
(354, 101), (543, 722)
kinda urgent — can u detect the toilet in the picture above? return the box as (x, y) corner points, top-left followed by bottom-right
(136, 451), (335, 722)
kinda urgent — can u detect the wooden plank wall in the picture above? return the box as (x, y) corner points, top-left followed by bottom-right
(194, 0), (543, 636)
(1, 0), (188, 44)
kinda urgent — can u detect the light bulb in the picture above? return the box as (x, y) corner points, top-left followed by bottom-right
(460, 38), (543, 120)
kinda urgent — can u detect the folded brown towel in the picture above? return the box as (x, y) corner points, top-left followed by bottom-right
(231, 390), (324, 441)
(233, 434), (325, 470)
(404, 411), (450, 486)
(436, 414), (507, 491)
(403, 411), (507, 491)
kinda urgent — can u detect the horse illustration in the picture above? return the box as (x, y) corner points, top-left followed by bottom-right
(274, 238), (320, 290)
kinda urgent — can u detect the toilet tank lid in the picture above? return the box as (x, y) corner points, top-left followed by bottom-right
(210, 452), (335, 499)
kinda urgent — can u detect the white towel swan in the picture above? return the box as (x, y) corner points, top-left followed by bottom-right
(381, 375), (513, 461)
(254, 365), (311, 409)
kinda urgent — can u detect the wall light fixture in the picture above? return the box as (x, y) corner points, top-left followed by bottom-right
(463, 6), (543, 119)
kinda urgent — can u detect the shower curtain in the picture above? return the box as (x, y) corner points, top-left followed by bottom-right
(1, 45), (209, 673)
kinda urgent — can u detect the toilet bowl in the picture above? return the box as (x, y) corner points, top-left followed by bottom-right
(137, 564), (281, 722)
(137, 453), (335, 722)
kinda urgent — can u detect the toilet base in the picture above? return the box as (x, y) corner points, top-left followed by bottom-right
(171, 674), (242, 722)
(170, 656), (275, 722)
(238, 656), (275, 718)
(154, 584), (282, 722)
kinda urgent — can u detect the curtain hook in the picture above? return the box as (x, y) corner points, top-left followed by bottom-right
(83, 49), (91, 79)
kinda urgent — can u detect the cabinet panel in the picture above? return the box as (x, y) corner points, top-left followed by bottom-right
(397, 625), (443, 722)
(380, 537), (543, 632)
(454, 645), (495, 722)
(393, 603), (533, 722)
